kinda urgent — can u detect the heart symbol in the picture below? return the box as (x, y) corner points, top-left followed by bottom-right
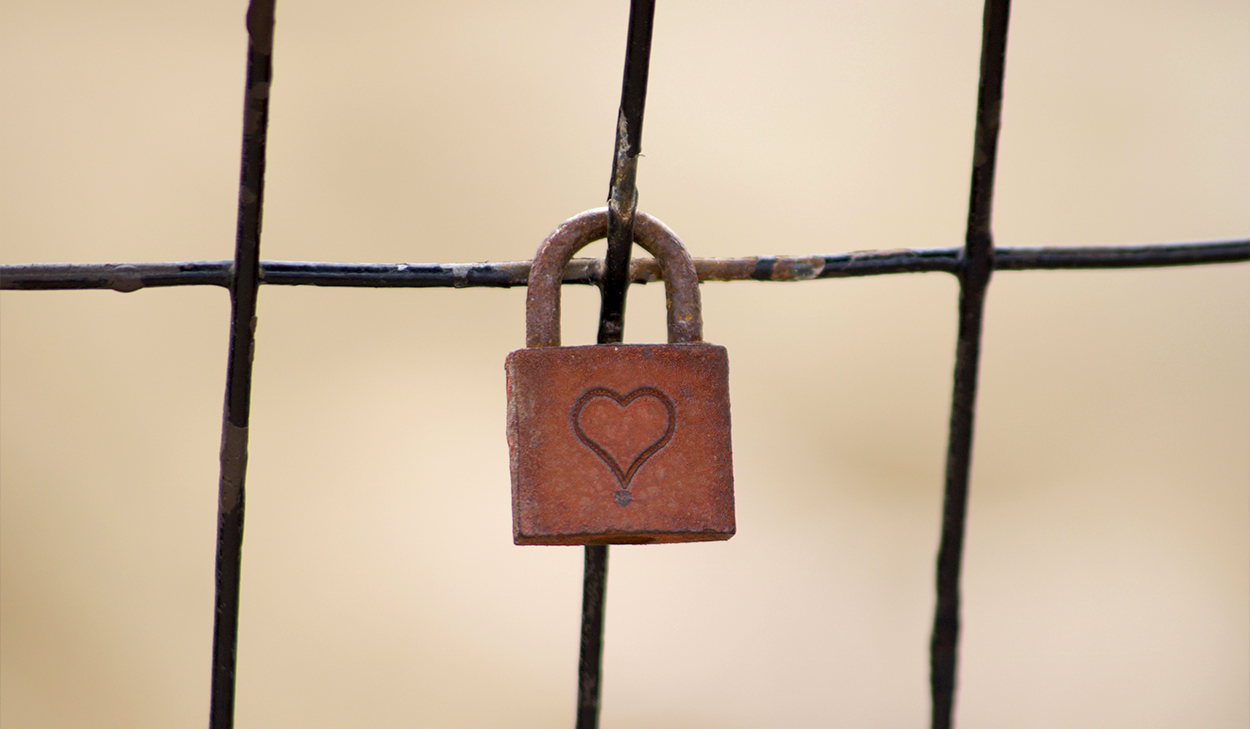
(571, 387), (676, 506)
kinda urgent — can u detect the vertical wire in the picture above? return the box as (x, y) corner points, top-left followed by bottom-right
(930, 1), (1010, 728)
(576, 545), (610, 729)
(578, 2), (657, 727)
(598, 0), (656, 344)
(209, 2), (275, 727)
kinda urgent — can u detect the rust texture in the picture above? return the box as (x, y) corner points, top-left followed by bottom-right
(507, 343), (734, 545)
(525, 208), (701, 347)
(508, 208), (733, 545)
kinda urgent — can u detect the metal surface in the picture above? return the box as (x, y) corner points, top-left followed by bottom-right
(507, 209), (732, 544)
(5, 240), (1245, 292)
(507, 343), (734, 544)
(0, 0), (1246, 726)
(582, 5), (659, 720)
(930, 1), (1010, 728)
(525, 208), (701, 347)
(576, 544), (609, 729)
(209, 2), (275, 728)
(598, 0), (656, 345)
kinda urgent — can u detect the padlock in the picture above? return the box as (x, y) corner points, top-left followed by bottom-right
(506, 208), (735, 545)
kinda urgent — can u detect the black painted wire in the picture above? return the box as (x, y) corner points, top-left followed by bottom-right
(930, 1), (1010, 727)
(4, 240), (1245, 292)
(598, 0), (656, 346)
(208, 2), (275, 728)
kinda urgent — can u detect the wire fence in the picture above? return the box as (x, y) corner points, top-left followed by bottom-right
(1, 1), (1247, 727)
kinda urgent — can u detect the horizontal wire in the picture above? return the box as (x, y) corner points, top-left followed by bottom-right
(1, 239), (1245, 292)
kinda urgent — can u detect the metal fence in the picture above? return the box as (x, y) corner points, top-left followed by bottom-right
(2, 1), (1247, 727)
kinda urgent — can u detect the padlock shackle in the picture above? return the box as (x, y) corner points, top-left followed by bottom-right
(526, 208), (702, 347)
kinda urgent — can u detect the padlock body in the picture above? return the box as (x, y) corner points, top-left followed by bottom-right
(506, 342), (734, 545)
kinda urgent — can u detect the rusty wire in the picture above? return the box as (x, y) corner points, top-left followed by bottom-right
(3, 240), (1246, 293)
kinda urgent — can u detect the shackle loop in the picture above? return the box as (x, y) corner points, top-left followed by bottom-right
(525, 208), (702, 347)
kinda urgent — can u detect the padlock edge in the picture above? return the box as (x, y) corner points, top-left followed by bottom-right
(513, 525), (735, 546)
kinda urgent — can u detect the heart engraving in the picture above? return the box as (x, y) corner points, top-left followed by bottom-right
(571, 387), (676, 507)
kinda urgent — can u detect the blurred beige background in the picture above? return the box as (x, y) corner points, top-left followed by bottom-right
(2, 0), (1247, 727)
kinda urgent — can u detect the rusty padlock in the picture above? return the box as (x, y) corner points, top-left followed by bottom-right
(505, 208), (735, 545)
